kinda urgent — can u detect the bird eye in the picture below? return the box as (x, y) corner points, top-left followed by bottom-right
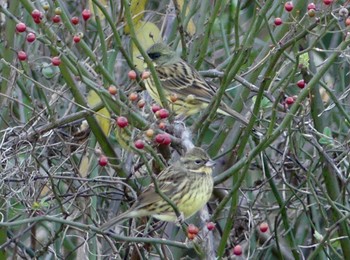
(148, 52), (161, 60)
(194, 159), (202, 165)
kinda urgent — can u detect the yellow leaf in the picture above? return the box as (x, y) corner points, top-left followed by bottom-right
(175, 0), (196, 35)
(87, 90), (111, 136)
(124, 0), (149, 34)
(89, 0), (109, 19)
(131, 21), (161, 70)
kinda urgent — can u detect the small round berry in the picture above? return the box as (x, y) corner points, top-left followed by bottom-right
(108, 85), (118, 95)
(308, 9), (316, 17)
(346, 17), (350, 27)
(259, 222), (269, 233)
(156, 108), (169, 119)
(285, 96), (294, 105)
(170, 93), (178, 102)
(129, 92), (138, 101)
(26, 32), (36, 43)
(307, 3), (316, 10)
(73, 35), (81, 43)
(128, 70), (137, 80)
(162, 134), (171, 145)
(141, 70), (151, 80)
(187, 224), (199, 235)
(31, 9), (41, 19)
(98, 155), (108, 167)
(158, 121), (166, 129)
(18, 51), (27, 61)
(155, 133), (171, 145)
(82, 9), (91, 21)
(297, 79), (306, 89)
(33, 17), (42, 24)
(323, 0), (332, 5)
(206, 222), (215, 231)
(71, 16), (79, 25)
(284, 1), (293, 12)
(137, 99), (145, 108)
(134, 139), (145, 149)
(54, 7), (61, 15)
(233, 245), (242, 256)
(151, 104), (161, 113)
(187, 232), (196, 240)
(145, 129), (154, 138)
(116, 116), (128, 128)
(16, 22), (26, 33)
(42, 2), (50, 11)
(51, 56), (61, 66)
(52, 15), (61, 23)
(274, 17), (282, 26)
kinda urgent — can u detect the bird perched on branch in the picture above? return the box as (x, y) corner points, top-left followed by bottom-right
(142, 42), (249, 125)
(100, 147), (215, 230)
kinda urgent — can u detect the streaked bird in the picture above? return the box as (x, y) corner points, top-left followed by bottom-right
(143, 42), (249, 125)
(100, 147), (215, 230)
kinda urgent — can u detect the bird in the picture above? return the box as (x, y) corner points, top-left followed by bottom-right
(100, 147), (215, 230)
(142, 42), (249, 125)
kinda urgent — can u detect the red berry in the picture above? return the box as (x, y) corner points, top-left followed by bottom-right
(98, 155), (108, 167)
(73, 35), (81, 43)
(206, 222), (215, 231)
(297, 79), (306, 89)
(33, 17), (42, 24)
(274, 17), (282, 26)
(82, 9), (91, 21)
(285, 96), (294, 105)
(259, 222), (269, 233)
(346, 17), (350, 27)
(187, 224), (199, 235)
(284, 1), (293, 12)
(26, 32), (36, 43)
(108, 85), (118, 95)
(129, 92), (138, 101)
(323, 0), (332, 5)
(187, 232), (196, 240)
(116, 116), (128, 128)
(155, 133), (171, 145)
(233, 245), (242, 256)
(31, 9), (41, 19)
(52, 15), (61, 23)
(18, 51), (27, 61)
(128, 70), (137, 80)
(162, 134), (171, 145)
(134, 139), (145, 149)
(157, 108), (169, 119)
(16, 23), (26, 33)
(151, 104), (161, 113)
(51, 56), (61, 66)
(71, 16), (79, 25)
(141, 71), (151, 80)
(158, 121), (166, 129)
(307, 3), (316, 10)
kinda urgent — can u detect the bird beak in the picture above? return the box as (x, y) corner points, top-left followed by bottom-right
(206, 160), (216, 167)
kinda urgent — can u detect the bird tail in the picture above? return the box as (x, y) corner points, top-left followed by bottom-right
(218, 103), (250, 126)
(100, 211), (131, 231)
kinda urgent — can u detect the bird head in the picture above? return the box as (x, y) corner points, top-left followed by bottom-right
(181, 147), (215, 175)
(146, 43), (180, 66)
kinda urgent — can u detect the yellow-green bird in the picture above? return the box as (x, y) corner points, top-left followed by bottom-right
(100, 147), (215, 230)
(143, 42), (249, 125)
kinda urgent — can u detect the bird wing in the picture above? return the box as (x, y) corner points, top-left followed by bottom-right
(135, 163), (187, 207)
(155, 60), (216, 103)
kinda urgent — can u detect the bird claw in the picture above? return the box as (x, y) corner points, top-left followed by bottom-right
(175, 212), (185, 226)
